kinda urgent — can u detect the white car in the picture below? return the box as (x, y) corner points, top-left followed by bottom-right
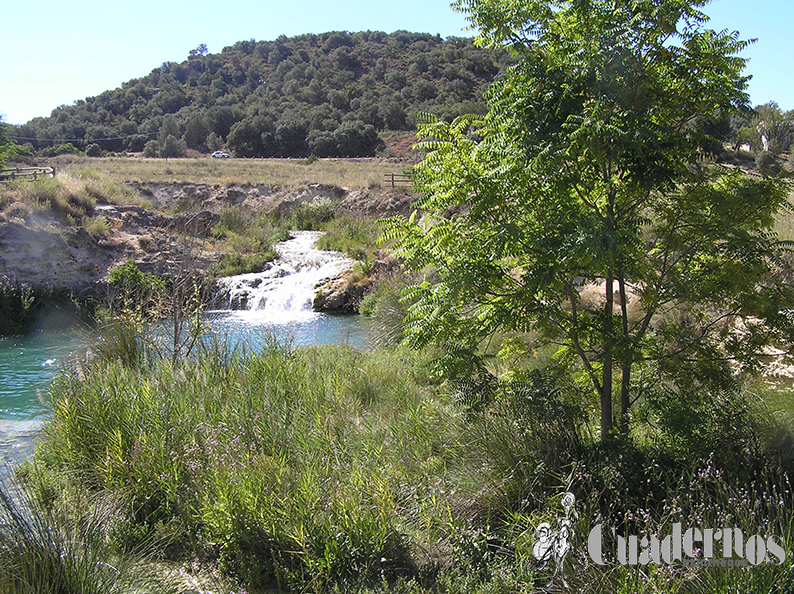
(211, 151), (230, 158)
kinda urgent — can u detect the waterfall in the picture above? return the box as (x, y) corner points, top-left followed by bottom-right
(213, 231), (353, 323)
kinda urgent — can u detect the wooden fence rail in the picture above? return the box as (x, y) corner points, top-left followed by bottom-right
(384, 172), (412, 189)
(0, 166), (55, 182)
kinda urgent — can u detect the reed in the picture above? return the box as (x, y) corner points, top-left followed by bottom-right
(28, 340), (794, 592)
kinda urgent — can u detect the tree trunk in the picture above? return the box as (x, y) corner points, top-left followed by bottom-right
(601, 272), (614, 440)
(618, 274), (631, 436)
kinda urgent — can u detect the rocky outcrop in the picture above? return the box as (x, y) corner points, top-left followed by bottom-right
(338, 188), (415, 216)
(313, 270), (372, 313)
(0, 218), (122, 295)
(125, 181), (415, 217)
(0, 180), (409, 299)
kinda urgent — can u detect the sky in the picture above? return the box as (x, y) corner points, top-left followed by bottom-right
(1, 0), (791, 126)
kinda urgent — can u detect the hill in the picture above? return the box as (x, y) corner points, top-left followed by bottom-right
(13, 31), (512, 158)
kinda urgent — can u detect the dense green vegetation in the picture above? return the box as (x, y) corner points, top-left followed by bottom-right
(385, 0), (794, 442)
(16, 339), (794, 592)
(3, 2), (794, 592)
(14, 32), (512, 158)
(0, 476), (176, 594)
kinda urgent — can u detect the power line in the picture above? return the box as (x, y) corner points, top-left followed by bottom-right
(9, 132), (158, 143)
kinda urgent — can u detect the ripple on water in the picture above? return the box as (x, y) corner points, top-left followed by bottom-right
(0, 420), (44, 476)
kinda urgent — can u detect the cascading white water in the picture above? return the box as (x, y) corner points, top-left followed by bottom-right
(213, 231), (353, 324)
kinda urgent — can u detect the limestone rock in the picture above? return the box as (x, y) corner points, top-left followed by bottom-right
(313, 270), (371, 313)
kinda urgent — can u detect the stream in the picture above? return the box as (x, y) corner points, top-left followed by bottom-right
(0, 231), (367, 468)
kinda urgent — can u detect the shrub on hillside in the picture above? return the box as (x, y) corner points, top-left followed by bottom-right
(85, 143), (102, 157)
(41, 143), (80, 157)
(756, 150), (780, 174)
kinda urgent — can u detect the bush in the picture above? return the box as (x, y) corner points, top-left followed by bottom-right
(85, 143), (102, 157)
(107, 259), (169, 311)
(41, 143), (80, 157)
(755, 150), (780, 174)
(289, 198), (336, 230)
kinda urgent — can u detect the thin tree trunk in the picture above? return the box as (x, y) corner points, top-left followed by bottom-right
(602, 271), (614, 440)
(618, 275), (631, 436)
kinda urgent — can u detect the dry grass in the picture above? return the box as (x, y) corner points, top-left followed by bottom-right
(52, 155), (410, 189)
(775, 200), (794, 242)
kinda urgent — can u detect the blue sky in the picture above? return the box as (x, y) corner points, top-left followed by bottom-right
(1, 0), (791, 125)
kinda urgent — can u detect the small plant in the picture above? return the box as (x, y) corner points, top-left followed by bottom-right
(84, 215), (111, 239)
(290, 198), (337, 230)
(85, 143), (102, 157)
(210, 252), (277, 277)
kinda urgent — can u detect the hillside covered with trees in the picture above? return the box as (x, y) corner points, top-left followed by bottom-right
(12, 31), (512, 158)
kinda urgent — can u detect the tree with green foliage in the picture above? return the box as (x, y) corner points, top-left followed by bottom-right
(384, 0), (794, 441)
(227, 119), (263, 157)
(0, 117), (15, 166)
(755, 102), (794, 155)
(142, 140), (159, 158)
(14, 32), (513, 158)
(41, 143), (79, 157)
(159, 134), (187, 159)
(85, 143), (102, 157)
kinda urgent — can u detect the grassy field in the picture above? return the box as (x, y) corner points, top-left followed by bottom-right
(52, 155), (410, 189)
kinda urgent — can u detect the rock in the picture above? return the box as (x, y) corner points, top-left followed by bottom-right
(313, 270), (372, 313)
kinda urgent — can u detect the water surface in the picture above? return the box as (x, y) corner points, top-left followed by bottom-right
(0, 230), (368, 464)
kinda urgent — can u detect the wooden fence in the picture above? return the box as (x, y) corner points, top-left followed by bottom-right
(384, 172), (412, 188)
(0, 166), (55, 182)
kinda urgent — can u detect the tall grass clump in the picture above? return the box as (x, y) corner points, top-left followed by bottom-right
(0, 474), (173, 594)
(34, 343), (460, 591)
(360, 275), (410, 346)
(289, 198), (337, 230)
(0, 172), (149, 224)
(316, 214), (382, 261)
(211, 206), (288, 263)
(29, 333), (794, 592)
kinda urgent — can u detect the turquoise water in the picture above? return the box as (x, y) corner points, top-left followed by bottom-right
(0, 231), (369, 465)
(0, 329), (87, 421)
(0, 327), (88, 467)
(0, 313), (367, 467)
(0, 313), (367, 422)
(0, 310), (367, 418)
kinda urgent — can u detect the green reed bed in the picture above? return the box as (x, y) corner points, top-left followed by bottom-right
(24, 339), (794, 593)
(33, 343), (460, 591)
